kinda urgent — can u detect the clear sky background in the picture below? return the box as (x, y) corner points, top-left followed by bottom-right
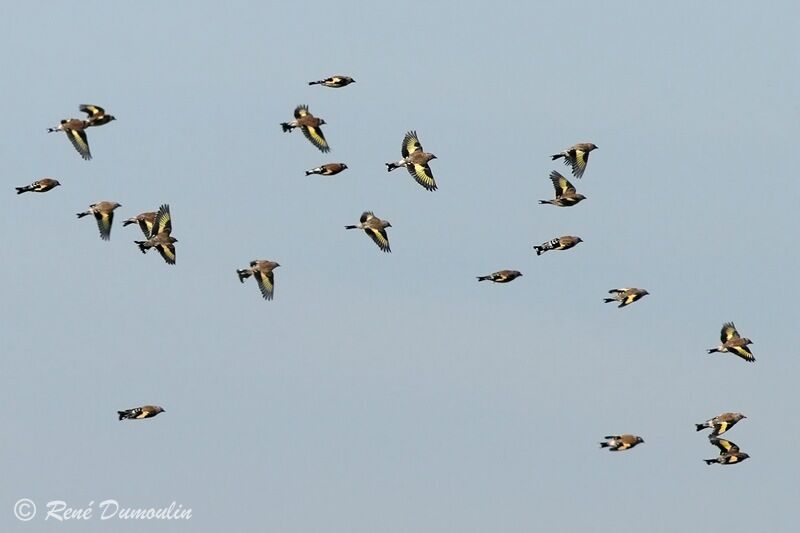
(2, 1), (799, 531)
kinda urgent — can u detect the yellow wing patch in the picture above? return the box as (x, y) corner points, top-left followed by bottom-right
(156, 243), (176, 265)
(255, 270), (274, 300)
(366, 228), (390, 252)
(67, 129), (91, 160)
(302, 126), (330, 153)
(408, 164), (437, 191)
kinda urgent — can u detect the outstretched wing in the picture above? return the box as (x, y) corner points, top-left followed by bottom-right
(402, 130), (422, 158)
(406, 163), (437, 191)
(152, 204), (172, 237)
(254, 269), (275, 300)
(67, 129), (92, 160)
(720, 322), (739, 342)
(365, 227), (391, 252)
(301, 125), (330, 153)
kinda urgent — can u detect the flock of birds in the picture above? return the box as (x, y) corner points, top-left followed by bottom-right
(20, 74), (755, 464)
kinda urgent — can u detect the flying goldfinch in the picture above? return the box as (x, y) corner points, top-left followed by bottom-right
(600, 434), (644, 451)
(604, 288), (649, 308)
(48, 118), (91, 160)
(117, 405), (165, 421)
(80, 104), (116, 127)
(123, 211), (157, 238)
(16, 178), (61, 194)
(704, 438), (750, 465)
(236, 260), (280, 301)
(695, 412), (746, 437)
(476, 270), (523, 283)
(76, 201), (121, 241)
(551, 142), (598, 179)
(305, 163), (348, 176)
(134, 204), (177, 265)
(281, 105), (329, 152)
(345, 211), (392, 253)
(308, 75), (355, 88)
(534, 235), (583, 256)
(386, 131), (438, 191)
(707, 322), (755, 362)
(539, 171), (586, 207)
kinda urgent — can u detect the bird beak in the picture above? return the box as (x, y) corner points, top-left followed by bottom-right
(276, 263), (281, 267)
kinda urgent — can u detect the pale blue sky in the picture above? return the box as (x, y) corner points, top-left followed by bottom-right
(2, 1), (799, 531)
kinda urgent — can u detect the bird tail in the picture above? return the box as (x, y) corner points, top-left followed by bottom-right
(603, 298), (616, 304)
(15, 186), (29, 194)
(305, 167), (320, 176)
(134, 241), (148, 254)
(47, 127), (59, 133)
(706, 348), (719, 354)
(703, 459), (716, 465)
(236, 269), (252, 283)
(386, 162), (399, 172)
(537, 200), (551, 205)
(599, 442), (610, 448)
(551, 153), (565, 160)
(118, 410), (130, 421)
(695, 423), (706, 432)
(534, 246), (544, 256)
(344, 225), (358, 230)
(477, 276), (491, 282)
(308, 80), (323, 85)
(76, 211), (90, 218)
(122, 219), (136, 226)
(280, 122), (294, 132)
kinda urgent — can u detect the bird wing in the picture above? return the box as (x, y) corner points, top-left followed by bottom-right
(139, 217), (155, 238)
(67, 128), (92, 160)
(79, 104), (105, 118)
(365, 227), (391, 252)
(294, 104), (311, 118)
(152, 204), (172, 237)
(711, 438), (739, 454)
(360, 211), (375, 223)
(721, 322), (739, 342)
(155, 241), (176, 265)
(254, 269), (275, 300)
(94, 210), (114, 241)
(406, 163), (437, 191)
(402, 131), (422, 158)
(549, 171), (573, 197)
(569, 148), (590, 179)
(712, 421), (730, 436)
(301, 125), (330, 153)
(729, 344), (755, 362)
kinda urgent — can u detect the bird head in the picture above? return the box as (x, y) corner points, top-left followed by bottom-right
(385, 222), (392, 228)
(576, 194), (587, 201)
(319, 119), (327, 125)
(155, 406), (165, 414)
(114, 203), (122, 208)
(576, 237), (584, 243)
(341, 164), (348, 169)
(589, 143), (598, 150)
(54, 181), (62, 187)
(429, 154), (438, 160)
(637, 437), (645, 444)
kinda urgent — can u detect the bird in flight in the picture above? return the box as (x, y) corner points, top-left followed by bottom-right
(695, 412), (746, 438)
(281, 105), (329, 152)
(386, 130), (438, 191)
(476, 270), (523, 283)
(135, 204), (177, 265)
(118, 405), (165, 421)
(539, 171), (586, 207)
(604, 288), (649, 308)
(704, 438), (750, 465)
(308, 75), (355, 88)
(237, 260), (281, 301)
(600, 434), (644, 451)
(707, 322), (755, 362)
(16, 178), (61, 194)
(76, 201), (122, 241)
(551, 143), (598, 179)
(345, 211), (392, 253)
(534, 235), (583, 256)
